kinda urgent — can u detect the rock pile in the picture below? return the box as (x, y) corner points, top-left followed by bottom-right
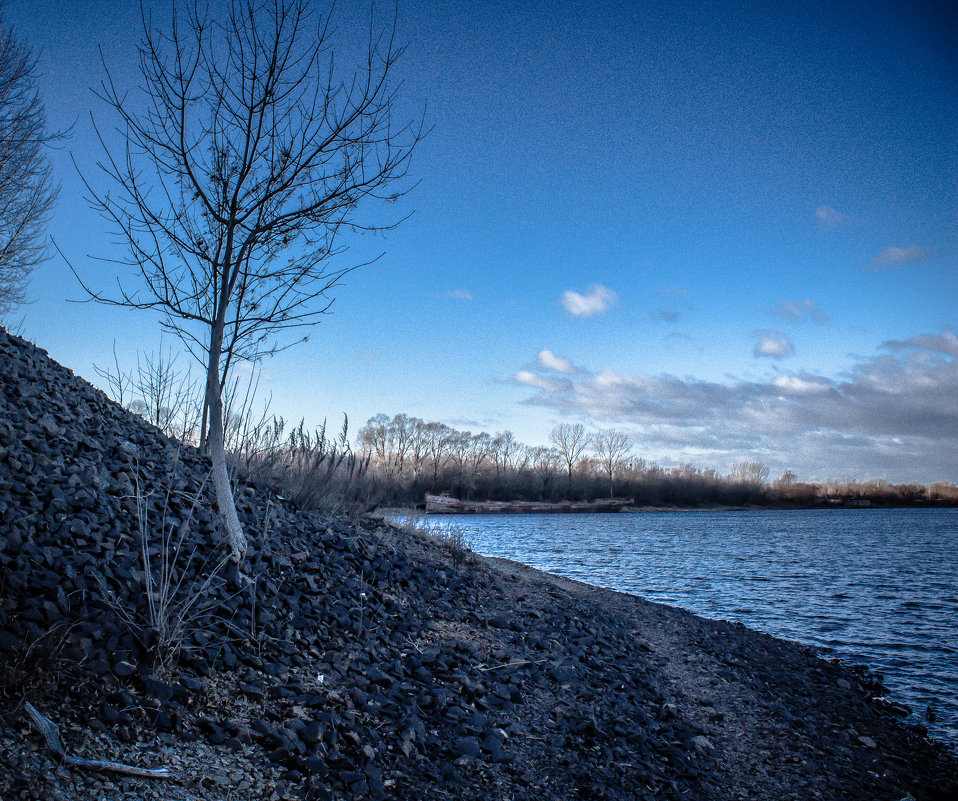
(0, 326), (955, 801)
(0, 328), (715, 799)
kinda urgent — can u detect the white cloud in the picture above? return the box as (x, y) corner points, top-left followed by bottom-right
(772, 375), (831, 394)
(815, 205), (851, 229)
(446, 289), (473, 300)
(772, 299), (829, 324)
(870, 244), (933, 269)
(514, 369), (572, 393)
(536, 349), (576, 373)
(753, 330), (794, 358)
(512, 332), (958, 482)
(560, 284), (619, 318)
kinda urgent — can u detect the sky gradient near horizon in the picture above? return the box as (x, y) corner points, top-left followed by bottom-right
(4, 0), (957, 484)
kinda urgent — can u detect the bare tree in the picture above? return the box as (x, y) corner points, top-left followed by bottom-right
(424, 422), (453, 486)
(592, 429), (632, 498)
(446, 430), (472, 496)
(729, 461), (770, 486)
(358, 413), (394, 472)
(407, 417), (429, 483)
(0, 15), (60, 315)
(775, 470), (797, 488)
(390, 413), (416, 478)
(469, 432), (491, 481)
(489, 430), (517, 495)
(550, 422), (590, 499)
(131, 346), (200, 440)
(96, 341), (200, 441)
(76, 1), (420, 562)
(528, 446), (560, 499)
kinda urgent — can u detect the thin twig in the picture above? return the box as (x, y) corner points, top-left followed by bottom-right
(475, 658), (550, 672)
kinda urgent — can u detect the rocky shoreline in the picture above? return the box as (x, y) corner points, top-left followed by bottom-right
(1, 326), (956, 800)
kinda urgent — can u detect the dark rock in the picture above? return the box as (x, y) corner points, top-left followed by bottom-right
(143, 676), (182, 703)
(239, 683), (266, 700)
(149, 709), (175, 731)
(453, 735), (481, 759)
(0, 630), (23, 652)
(299, 720), (324, 745)
(100, 702), (121, 724)
(267, 744), (299, 768)
(250, 718), (283, 747)
(302, 756), (329, 777)
(263, 661), (289, 678)
(178, 675), (204, 693)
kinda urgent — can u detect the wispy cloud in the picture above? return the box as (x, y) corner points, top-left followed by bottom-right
(537, 349), (577, 374)
(446, 289), (473, 300)
(356, 352), (376, 361)
(753, 330), (794, 358)
(237, 361), (272, 380)
(560, 284), (619, 318)
(512, 332), (958, 482)
(514, 369), (573, 393)
(870, 244), (933, 270)
(815, 205), (851, 230)
(772, 299), (829, 324)
(885, 331), (958, 357)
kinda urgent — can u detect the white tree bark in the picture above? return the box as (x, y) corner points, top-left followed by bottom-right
(206, 323), (247, 563)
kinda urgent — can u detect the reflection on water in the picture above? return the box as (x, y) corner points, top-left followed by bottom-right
(405, 508), (958, 746)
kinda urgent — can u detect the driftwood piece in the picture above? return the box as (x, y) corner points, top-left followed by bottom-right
(424, 494), (635, 514)
(24, 701), (172, 779)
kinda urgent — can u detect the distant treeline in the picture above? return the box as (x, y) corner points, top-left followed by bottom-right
(93, 348), (958, 513)
(356, 413), (958, 509)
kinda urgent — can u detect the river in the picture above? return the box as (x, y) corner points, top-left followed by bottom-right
(402, 508), (958, 746)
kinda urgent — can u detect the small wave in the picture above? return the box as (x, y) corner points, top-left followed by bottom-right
(465, 508), (958, 745)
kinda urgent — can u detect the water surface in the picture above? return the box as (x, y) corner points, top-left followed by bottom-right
(407, 508), (957, 745)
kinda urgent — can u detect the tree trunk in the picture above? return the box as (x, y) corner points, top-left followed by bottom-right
(206, 322), (248, 564)
(199, 395), (209, 452)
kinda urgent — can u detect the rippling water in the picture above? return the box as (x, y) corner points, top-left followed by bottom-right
(406, 508), (958, 746)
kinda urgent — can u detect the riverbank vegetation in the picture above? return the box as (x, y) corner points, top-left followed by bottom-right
(354, 413), (957, 510)
(90, 352), (958, 512)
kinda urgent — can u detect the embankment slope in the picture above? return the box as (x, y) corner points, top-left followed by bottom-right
(0, 327), (954, 800)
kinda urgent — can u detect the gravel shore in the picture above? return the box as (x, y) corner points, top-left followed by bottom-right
(1, 327), (956, 800)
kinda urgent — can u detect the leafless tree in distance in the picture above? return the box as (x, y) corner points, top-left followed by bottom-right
(528, 446), (560, 499)
(0, 14), (61, 316)
(424, 422), (453, 486)
(550, 422), (591, 499)
(489, 430), (517, 495)
(75, 0), (422, 563)
(592, 428), (632, 498)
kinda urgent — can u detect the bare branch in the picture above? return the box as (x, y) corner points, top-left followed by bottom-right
(74, 0), (421, 564)
(0, 15), (63, 314)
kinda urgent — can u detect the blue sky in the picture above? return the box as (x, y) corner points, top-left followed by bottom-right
(5, 0), (957, 483)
